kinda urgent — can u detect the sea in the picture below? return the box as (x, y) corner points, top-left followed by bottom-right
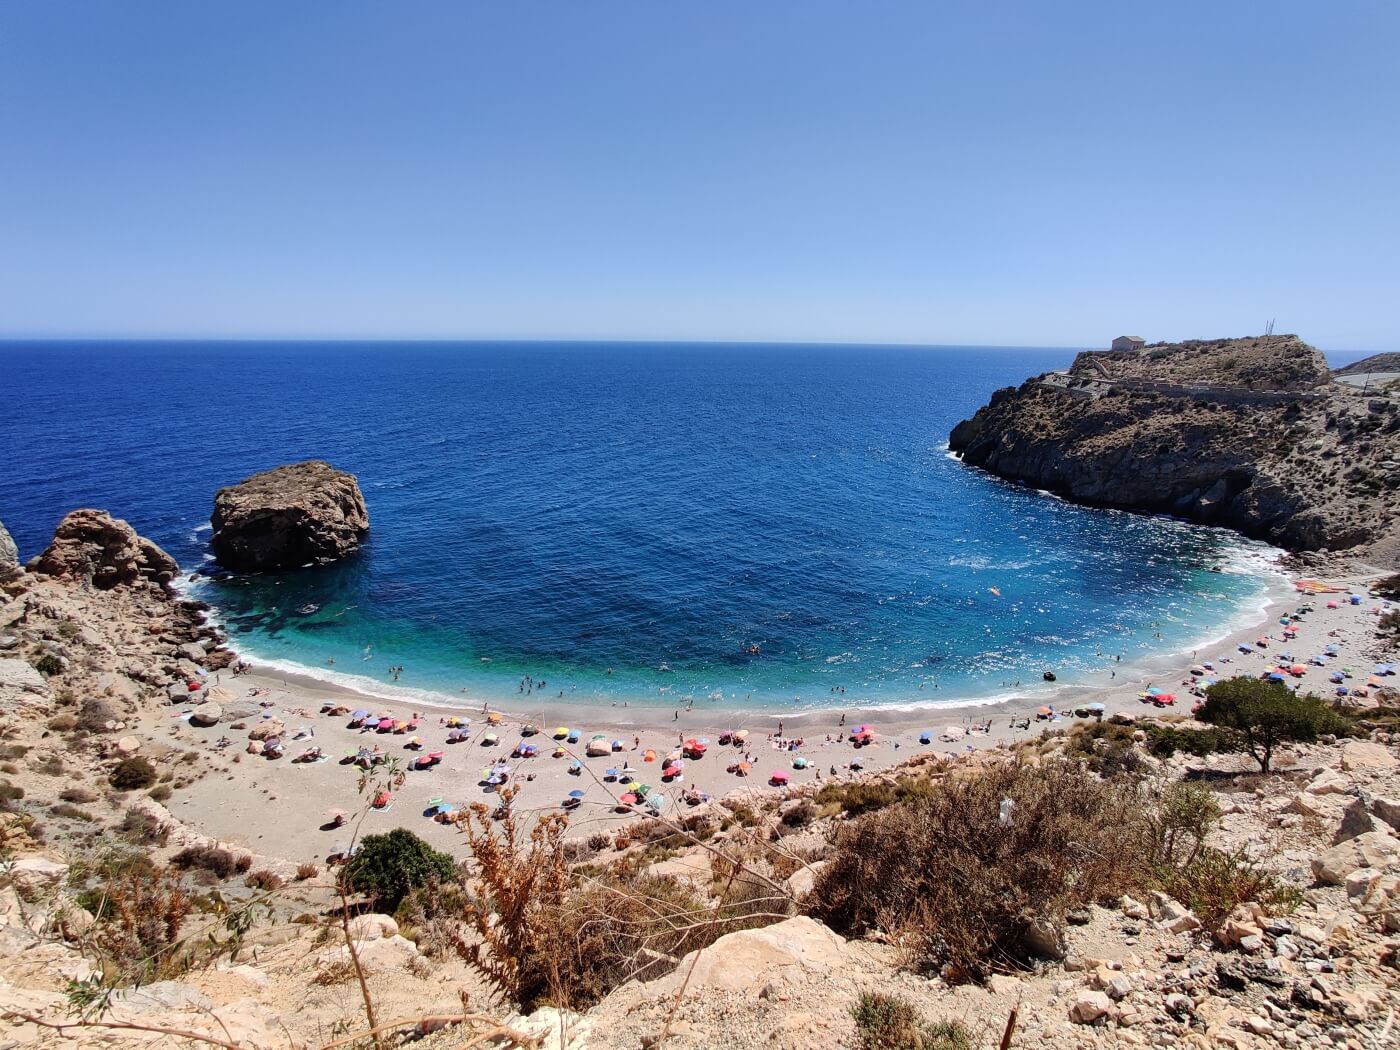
(0, 341), (1370, 714)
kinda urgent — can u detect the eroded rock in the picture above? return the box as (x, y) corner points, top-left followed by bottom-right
(211, 460), (369, 572)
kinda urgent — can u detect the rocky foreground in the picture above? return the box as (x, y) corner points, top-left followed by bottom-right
(949, 336), (1400, 566)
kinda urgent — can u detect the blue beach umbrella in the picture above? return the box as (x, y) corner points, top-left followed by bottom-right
(567, 789), (585, 799)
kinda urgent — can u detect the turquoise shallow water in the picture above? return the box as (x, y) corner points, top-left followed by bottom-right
(1, 341), (1292, 712)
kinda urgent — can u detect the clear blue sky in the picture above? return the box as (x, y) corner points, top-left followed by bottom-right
(2, 2), (1396, 350)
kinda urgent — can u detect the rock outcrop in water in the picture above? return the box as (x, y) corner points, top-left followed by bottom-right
(949, 335), (1400, 566)
(211, 460), (369, 572)
(29, 509), (179, 590)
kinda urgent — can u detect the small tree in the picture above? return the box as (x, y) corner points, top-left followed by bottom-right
(340, 828), (456, 911)
(1197, 678), (1348, 773)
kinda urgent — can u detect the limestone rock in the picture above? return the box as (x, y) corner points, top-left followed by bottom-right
(0, 659), (48, 697)
(0, 520), (19, 580)
(1335, 796), (1379, 842)
(30, 509), (178, 590)
(638, 916), (853, 998)
(189, 704), (223, 727)
(1311, 830), (1400, 885)
(248, 719), (285, 741)
(1340, 740), (1398, 772)
(7, 857), (68, 902)
(211, 460), (369, 572)
(1069, 989), (1113, 1024)
(1370, 795), (1400, 832)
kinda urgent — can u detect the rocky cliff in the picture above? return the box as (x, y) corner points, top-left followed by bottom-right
(0, 520), (18, 582)
(949, 335), (1400, 565)
(210, 460), (369, 572)
(29, 509), (179, 590)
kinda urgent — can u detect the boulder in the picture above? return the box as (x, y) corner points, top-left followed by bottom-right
(8, 857), (69, 902)
(1069, 990), (1113, 1024)
(1311, 830), (1400, 886)
(0, 659), (48, 697)
(1304, 769), (1350, 795)
(639, 916), (852, 998)
(116, 736), (142, 754)
(1150, 892), (1202, 933)
(30, 510), (178, 589)
(0, 520), (19, 580)
(1334, 797), (1379, 843)
(1370, 796), (1400, 833)
(248, 719), (284, 741)
(211, 461), (369, 572)
(189, 704), (222, 727)
(1340, 741), (1398, 772)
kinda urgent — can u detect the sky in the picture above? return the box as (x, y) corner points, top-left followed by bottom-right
(1, 2), (1397, 350)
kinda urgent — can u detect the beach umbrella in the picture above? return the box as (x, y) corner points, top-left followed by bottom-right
(919, 731), (932, 744)
(793, 756), (809, 769)
(769, 770), (790, 785)
(427, 750), (444, 761)
(553, 726), (569, 739)
(326, 808), (346, 822)
(612, 739), (625, 751)
(569, 759), (582, 773)
(1336, 687), (1350, 696)
(1327, 600), (1340, 609)
(482, 731), (498, 745)
(1330, 672), (1345, 684)
(567, 729), (581, 743)
(1267, 672), (1286, 682)
(1189, 665), (1206, 677)
(372, 790), (391, 809)
(1255, 637), (1269, 647)
(604, 767), (619, 780)
(487, 711), (503, 725)
(618, 792), (637, 806)
(646, 793), (666, 812)
(643, 749), (657, 762)
(521, 723), (537, 736)
(567, 789), (585, 799)
(1326, 644), (1340, 654)
(351, 709), (370, 720)
(737, 761), (751, 776)
(1290, 664), (1307, 676)
(1087, 702), (1105, 714)
(734, 730), (749, 742)
(1238, 644), (1252, 654)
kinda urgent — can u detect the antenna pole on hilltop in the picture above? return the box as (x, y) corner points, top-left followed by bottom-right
(1264, 318), (1275, 336)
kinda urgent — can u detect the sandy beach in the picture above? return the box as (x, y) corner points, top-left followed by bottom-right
(149, 567), (1394, 867)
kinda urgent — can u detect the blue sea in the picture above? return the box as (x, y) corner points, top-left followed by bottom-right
(3, 341), (1357, 714)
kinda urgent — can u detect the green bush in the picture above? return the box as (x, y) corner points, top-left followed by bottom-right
(1155, 845), (1301, 931)
(1198, 678), (1351, 772)
(32, 654), (63, 677)
(850, 992), (973, 1050)
(109, 756), (157, 790)
(1144, 724), (1236, 759)
(341, 828), (456, 911)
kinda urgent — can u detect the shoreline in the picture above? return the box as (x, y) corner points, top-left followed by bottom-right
(202, 555), (1298, 731)
(155, 564), (1391, 865)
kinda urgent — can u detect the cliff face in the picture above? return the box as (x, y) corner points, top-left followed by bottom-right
(949, 336), (1400, 564)
(210, 460), (369, 572)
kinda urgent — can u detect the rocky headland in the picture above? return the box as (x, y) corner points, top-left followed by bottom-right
(210, 460), (369, 572)
(949, 336), (1400, 566)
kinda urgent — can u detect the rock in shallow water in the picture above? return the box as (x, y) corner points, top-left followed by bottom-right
(210, 460), (369, 572)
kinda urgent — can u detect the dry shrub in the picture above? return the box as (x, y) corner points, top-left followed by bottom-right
(807, 760), (1146, 983)
(311, 958), (359, 986)
(458, 786), (789, 1010)
(170, 845), (252, 879)
(396, 878), (468, 959)
(244, 869), (283, 891)
(60, 786), (98, 804)
(295, 862), (319, 881)
(87, 866), (193, 983)
(76, 697), (118, 734)
(118, 808), (168, 846)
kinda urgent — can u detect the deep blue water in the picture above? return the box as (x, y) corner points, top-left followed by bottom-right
(2, 341), (1359, 713)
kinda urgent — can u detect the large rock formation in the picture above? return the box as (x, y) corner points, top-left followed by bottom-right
(211, 460), (369, 572)
(29, 510), (179, 590)
(0, 520), (19, 581)
(949, 335), (1400, 563)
